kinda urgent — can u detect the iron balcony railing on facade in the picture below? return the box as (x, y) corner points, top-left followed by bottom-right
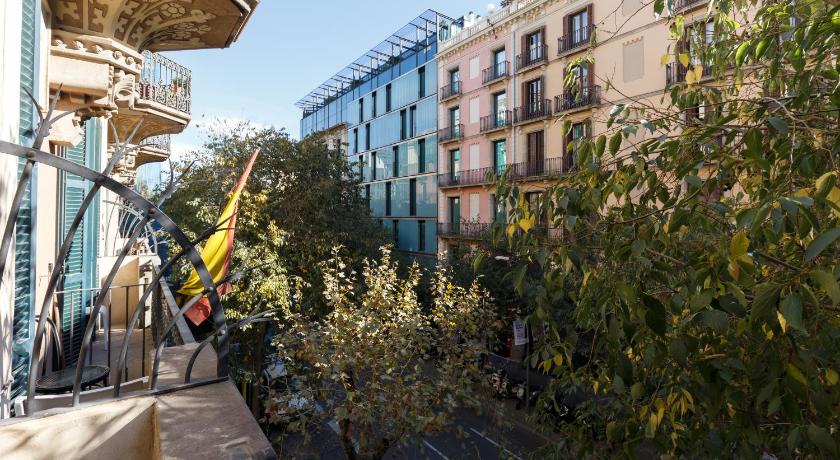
(439, 156), (576, 188)
(482, 61), (511, 84)
(557, 25), (596, 55)
(437, 222), (494, 239)
(142, 134), (171, 152)
(516, 44), (548, 71)
(138, 51), (192, 114)
(440, 81), (462, 101)
(554, 85), (602, 113)
(439, 124), (464, 143)
(480, 110), (512, 133)
(513, 99), (551, 124)
(672, 0), (707, 12)
(665, 62), (713, 85)
(439, 165), (505, 188)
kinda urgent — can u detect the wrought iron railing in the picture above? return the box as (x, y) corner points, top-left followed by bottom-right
(142, 134), (171, 152)
(439, 124), (464, 143)
(480, 110), (512, 132)
(557, 25), (595, 54)
(514, 99), (551, 124)
(554, 85), (602, 113)
(665, 62), (712, 85)
(437, 222), (566, 244)
(516, 44), (548, 71)
(440, 81), (462, 101)
(138, 51), (192, 114)
(438, 156), (574, 188)
(482, 61), (510, 84)
(672, 0), (707, 12)
(0, 90), (271, 416)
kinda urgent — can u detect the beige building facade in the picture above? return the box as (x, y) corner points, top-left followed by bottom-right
(436, 0), (711, 251)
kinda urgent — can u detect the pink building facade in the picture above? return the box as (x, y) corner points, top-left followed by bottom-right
(436, 14), (517, 253)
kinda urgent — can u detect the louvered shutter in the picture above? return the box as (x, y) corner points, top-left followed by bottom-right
(59, 128), (89, 365)
(11, 0), (39, 401)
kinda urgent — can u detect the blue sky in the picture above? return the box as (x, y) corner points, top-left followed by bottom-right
(166, 0), (490, 155)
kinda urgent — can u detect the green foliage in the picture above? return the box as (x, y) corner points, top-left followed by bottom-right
(485, 1), (840, 457)
(268, 248), (497, 460)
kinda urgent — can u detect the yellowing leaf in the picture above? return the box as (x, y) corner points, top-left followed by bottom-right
(776, 310), (788, 334)
(730, 232), (750, 259)
(678, 53), (690, 67)
(660, 54), (670, 66)
(519, 215), (535, 233)
(685, 69), (697, 85)
(694, 65), (704, 82)
(827, 187), (840, 218)
(506, 223), (516, 237)
(826, 369), (839, 386)
(553, 354), (564, 367)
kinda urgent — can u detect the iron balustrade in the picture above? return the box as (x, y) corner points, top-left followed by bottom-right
(142, 134), (171, 152)
(482, 61), (510, 84)
(439, 165), (502, 188)
(507, 157), (568, 179)
(554, 85), (601, 113)
(440, 81), (462, 101)
(557, 25), (596, 54)
(138, 51), (192, 114)
(665, 62), (712, 85)
(480, 110), (512, 132)
(516, 44), (548, 71)
(672, 0), (707, 12)
(514, 99), (551, 124)
(438, 124), (464, 143)
(437, 222), (494, 239)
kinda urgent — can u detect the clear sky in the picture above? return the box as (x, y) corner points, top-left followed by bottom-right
(165, 0), (491, 156)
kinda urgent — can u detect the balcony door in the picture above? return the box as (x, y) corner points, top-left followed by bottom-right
(493, 48), (506, 76)
(525, 78), (543, 114)
(526, 29), (543, 62)
(565, 121), (589, 171)
(493, 91), (507, 125)
(449, 196), (461, 233)
(526, 130), (545, 175)
(493, 140), (507, 175)
(449, 68), (460, 86)
(570, 9), (589, 45)
(450, 149), (461, 181)
(449, 106), (460, 132)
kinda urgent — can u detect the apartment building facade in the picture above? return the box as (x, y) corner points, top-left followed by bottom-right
(298, 10), (461, 263)
(435, 0), (710, 252)
(0, 0), (259, 416)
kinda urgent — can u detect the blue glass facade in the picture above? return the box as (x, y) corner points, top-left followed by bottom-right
(299, 18), (442, 261)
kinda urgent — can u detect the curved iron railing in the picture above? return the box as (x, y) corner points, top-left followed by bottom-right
(0, 91), (265, 414)
(138, 51), (192, 114)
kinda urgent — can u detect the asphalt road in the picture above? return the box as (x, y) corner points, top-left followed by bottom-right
(385, 401), (555, 460)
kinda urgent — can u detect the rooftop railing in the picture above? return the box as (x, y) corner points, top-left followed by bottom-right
(557, 25), (595, 55)
(554, 85), (601, 113)
(516, 44), (548, 71)
(138, 51), (192, 114)
(482, 61), (510, 84)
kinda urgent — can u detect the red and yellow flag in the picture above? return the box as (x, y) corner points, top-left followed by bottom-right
(178, 148), (260, 325)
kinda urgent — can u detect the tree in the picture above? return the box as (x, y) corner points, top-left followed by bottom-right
(484, 0), (840, 457)
(267, 248), (497, 460)
(164, 125), (387, 411)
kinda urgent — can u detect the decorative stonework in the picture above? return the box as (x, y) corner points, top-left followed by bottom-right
(49, 0), (259, 52)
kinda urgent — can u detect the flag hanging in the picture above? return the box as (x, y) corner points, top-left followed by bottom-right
(178, 148), (260, 325)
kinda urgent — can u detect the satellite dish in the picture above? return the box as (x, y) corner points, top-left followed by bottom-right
(487, 3), (496, 14)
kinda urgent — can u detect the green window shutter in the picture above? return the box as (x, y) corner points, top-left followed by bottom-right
(60, 129), (89, 365)
(11, 0), (39, 400)
(83, 119), (101, 295)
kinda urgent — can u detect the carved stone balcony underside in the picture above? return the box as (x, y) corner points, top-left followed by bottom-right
(49, 0), (260, 52)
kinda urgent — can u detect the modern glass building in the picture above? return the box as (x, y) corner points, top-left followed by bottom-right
(298, 10), (460, 262)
